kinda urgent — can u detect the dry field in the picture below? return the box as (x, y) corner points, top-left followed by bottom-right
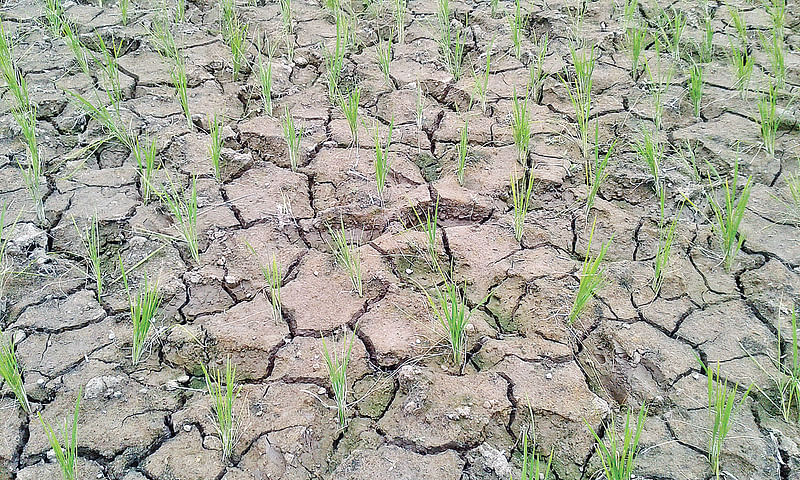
(0, 0), (798, 478)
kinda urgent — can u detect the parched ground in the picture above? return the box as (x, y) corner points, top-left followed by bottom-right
(0, 0), (799, 478)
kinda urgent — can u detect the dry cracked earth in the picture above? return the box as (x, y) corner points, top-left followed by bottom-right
(0, 0), (799, 478)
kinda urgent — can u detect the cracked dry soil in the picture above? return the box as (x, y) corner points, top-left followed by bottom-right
(0, 0), (799, 478)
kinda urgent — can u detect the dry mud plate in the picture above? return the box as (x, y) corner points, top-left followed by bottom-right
(0, 0), (799, 478)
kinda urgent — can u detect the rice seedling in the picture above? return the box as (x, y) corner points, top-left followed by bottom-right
(202, 358), (242, 461)
(150, 14), (177, 58)
(421, 274), (473, 369)
(373, 118), (394, 202)
(705, 157), (752, 272)
(760, 32), (785, 90)
(279, 0), (293, 33)
(376, 36), (392, 86)
(561, 42), (595, 165)
(643, 49), (674, 131)
(530, 32), (549, 104)
(94, 33), (124, 109)
(435, 0), (466, 80)
(394, 0), (406, 43)
(517, 426), (553, 480)
(220, 0), (236, 40)
(62, 22), (91, 76)
(471, 40), (492, 113)
(284, 27), (295, 62)
(510, 169), (534, 242)
(777, 307), (800, 422)
(415, 81), (424, 152)
(132, 137), (158, 205)
(119, 0), (129, 25)
(728, 7), (748, 48)
(256, 36), (275, 115)
(456, 117), (468, 186)
(625, 26), (646, 81)
(509, 0), (524, 60)
(729, 41), (753, 100)
(765, 0), (786, 44)
(170, 48), (192, 129)
(410, 196), (439, 266)
(657, 6), (686, 61)
(758, 82), (780, 156)
(340, 86), (360, 148)
(634, 127), (663, 197)
(159, 176), (200, 263)
(66, 88), (130, 148)
(0, 332), (30, 413)
(38, 389), (81, 480)
(569, 218), (610, 323)
(281, 107), (303, 171)
(586, 125), (613, 215)
(653, 190), (683, 295)
(785, 159), (800, 220)
(73, 213), (102, 300)
(120, 258), (161, 366)
(703, 361), (751, 480)
(622, 0), (637, 26)
(228, 17), (249, 81)
(176, 0), (186, 21)
(688, 62), (703, 118)
(260, 255), (282, 322)
(321, 326), (358, 427)
(511, 86), (531, 164)
(327, 218), (363, 297)
(699, 8), (714, 63)
(585, 405), (647, 480)
(324, 12), (348, 100)
(209, 113), (224, 181)
(44, 0), (64, 35)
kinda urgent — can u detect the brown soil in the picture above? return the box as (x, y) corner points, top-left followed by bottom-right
(0, 0), (799, 478)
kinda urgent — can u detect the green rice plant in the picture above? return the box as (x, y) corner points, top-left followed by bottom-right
(410, 196), (439, 265)
(508, 0), (524, 60)
(394, 0), (406, 43)
(688, 62), (703, 118)
(634, 127), (663, 197)
(38, 389), (81, 480)
(569, 218), (610, 323)
(0, 332), (30, 413)
(260, 255), (282, 322)
(159, 176), (200, 263)
(561, 43), (595, 166)
(324, 12), (348, 100)
(765, 0), (786, 44)
(511, 86), (531, 164)
(585, 405), (647, 480)
(586, 125), (613, 215)
(176, 0), (186, 21)
(777, 307), (800, 422)
(209, 113), (224, 180)
(62, 22), (91, 76)
(657, 6), (686, 61)
(256, 36), (276, 115)
(120, 258), (161, 365)
(321, 326), (358, 427)
(760, 31), (785, 90)
(44, 0), (64, 35)
(517, 426), (553, 480)
(471, 40), (492, 113)
(728, 6), (748, 47)
(758, 82), (780, 156)
(150, 14), (177, 58)
(228, 17), (249, 81)
(729, 41), (753, 99)
(281, 107), (303, 171)
(449, 20), (467, 82)
(65, 89), (130, 148)
(133, 137), (158, 205)
(74, 213), (102, 300)
(699, 8), (714, 63)
(622, 0), (637, 26)
(327, 218), (363, 297)
(373, 118), (394, 202)
(201, 358), (242, 461)
(119, 0), (129, 25)
(704, 158), (752, 272)
(530, 32), (549, 104)
(274, 0), (290, 33)
(785, 158), (800, 221)
(510, 169), (534, 242)
(434, 0), (466, 80)
(456, 117), (468, 186)
(94, 33), (123, 110)
(171, 48), (192, 129)
(703, 361), (751, 480)
(421, 274), (473, 369)
(643, 50), (674, 131)
(376, 36), (392, 86)
(219, 0), (236, 40)
(283, 26), (294, 62)
(340, 86), (360, 148)
(625, 26), (646, 81)
(653, 190), (683, 295)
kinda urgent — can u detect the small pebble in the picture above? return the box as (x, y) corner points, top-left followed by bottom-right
(545, 372), (552, 380)
(108, 332), (115, 340)
(183, 424), (192, 432)
(37, 378), (45, 385)
(405, 268), (413, 274)
(318, 387), (326, 395)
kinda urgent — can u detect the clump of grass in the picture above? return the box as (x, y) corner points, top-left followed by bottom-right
(705, 158), (752, 272)
(376, 36), (392, 86)
(281, 107), (303, 171)
(657, 6), (686, 61)
(511, 86), (531, 164)
(511, 169), (534, 242)
(279, 0), (293, 33)
(324, 12), (348, 100)
(328, 218), (363, 297)
(133, 137), (158, 205)
(410, 196), (439, 266)
(374, 118), (394, 202)
(653, 190), (683, 295)
(421, 274), (472, 369)
(159, 176), (200, 263)
(38, 389), (81, 480)
(626, 26), (646, 81)
(703, 361), (751, 480)
(635, 127), (663, 197)
(256, 36), (275, 115)
(394, 0), (406, 43)
(171, 48), (192, 129)
(62, 22), (91, 76)
(688, 62), (703, 118)
(471, 40), (492, 113)
(94, 33), (123, 109)
(0, 332), (30, 413)
(209, 113), (224, 180)
(760, 31), (785, 90)
(120, 258), (161, 366)
(569, 218), (610, 323)
(758, 82), (782, 156)
(585, 405), (647, 480)
(530, 32), (549, 104)
(340, 86), (360, 148)
(176, 0), (185, 21)
(644, 49), (674, 131)
(202, 358), (242, 461)
(729, 41), (753, 100)
(44, 0), (64, 35)
(228, 17), (249, 81)
(509, 0), (524, 60)
(586, 125), (613, 215)
(435, 0), (467, 80)
(260, 255), (282, 322)
(562, 42), (596, 168)
(699, 6), (714, 63)
(516, 425), (553, 480)
(321, 326), (358, 428)
(74, 213), (103, 300)
(456, 117), (469, 186)
(728, 6), (748, 47)
(119, 0), (129, 25)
